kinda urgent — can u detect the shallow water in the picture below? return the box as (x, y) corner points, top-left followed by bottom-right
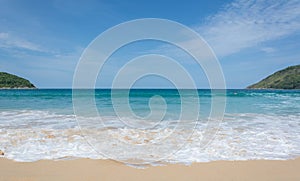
(0, 89), (299, 165)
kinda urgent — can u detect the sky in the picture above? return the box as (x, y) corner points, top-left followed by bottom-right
(0, 0), (300, 88)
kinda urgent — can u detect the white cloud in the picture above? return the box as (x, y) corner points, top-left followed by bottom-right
(261, 47), (275, 53)
(0, 33), (9, 39)
(143, 0), (300, 60)
(0, 32), (44, 52)
(197, 0), (300, 57)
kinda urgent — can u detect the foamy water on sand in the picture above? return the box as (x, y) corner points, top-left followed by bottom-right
(0, 89), (299, 165)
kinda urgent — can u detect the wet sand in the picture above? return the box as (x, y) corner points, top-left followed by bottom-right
(0, 158), (299, 181)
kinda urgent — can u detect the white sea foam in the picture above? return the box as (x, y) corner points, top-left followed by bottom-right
(0, 110), (299, 165)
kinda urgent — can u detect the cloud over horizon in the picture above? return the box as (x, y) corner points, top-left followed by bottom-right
(197, 0), (300, 57)
(0, 32), (45, 53)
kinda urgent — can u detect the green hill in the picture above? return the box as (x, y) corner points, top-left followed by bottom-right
(247, 65), (300, 89)
(0, 72), (36, 89)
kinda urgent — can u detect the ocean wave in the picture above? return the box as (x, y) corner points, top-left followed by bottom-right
(0, 110), (299, 165)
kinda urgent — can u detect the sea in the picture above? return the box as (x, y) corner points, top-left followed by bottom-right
(0, 89), (299, 166)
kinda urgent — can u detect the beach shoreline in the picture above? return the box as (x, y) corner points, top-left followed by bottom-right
(1, 157), (299, 181)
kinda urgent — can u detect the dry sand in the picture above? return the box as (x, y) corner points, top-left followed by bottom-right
(0, 158), (299, 181)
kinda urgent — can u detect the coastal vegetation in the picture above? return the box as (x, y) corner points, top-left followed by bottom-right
(0, 72), (36, 88)
(247, 65), (300, 89)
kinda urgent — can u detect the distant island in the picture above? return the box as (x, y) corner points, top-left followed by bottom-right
(247, 65), (300, 89)
(0, 72), (36, 89)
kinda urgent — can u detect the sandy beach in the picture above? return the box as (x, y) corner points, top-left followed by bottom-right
(0, 158), (299, 181)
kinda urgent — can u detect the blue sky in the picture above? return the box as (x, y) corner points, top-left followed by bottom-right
(0, 0), (299, 88)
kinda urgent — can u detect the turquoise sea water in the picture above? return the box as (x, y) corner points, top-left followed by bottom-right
(0, 89), (299, 164)
(1, 89), (299, 115)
